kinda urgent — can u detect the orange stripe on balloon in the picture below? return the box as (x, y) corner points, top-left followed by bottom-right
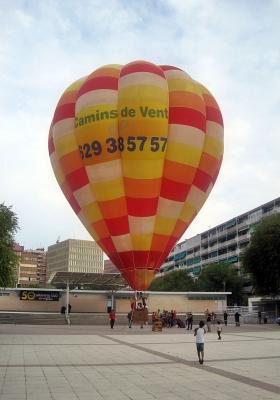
(98, 197), (127, 219)
(57, 91), (79, 107)
(123, 177), (162, 198)
(60, 151), (83, 176)
(163, 160), (197, 184)
(169, 91), (205, 114)
(198, 153), (221, 177)
(88, 67), (121, 79)
(151, 234), (171, 251)
(92, 220), (110, 239)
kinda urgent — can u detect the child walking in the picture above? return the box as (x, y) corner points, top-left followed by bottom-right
(217, 321), (222, 340)
(194, 321), (206, 364)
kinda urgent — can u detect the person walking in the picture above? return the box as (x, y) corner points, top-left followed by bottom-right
(194, 321), (206, 364)
(109, 309), (116, 329)
(223, 311), (228, 326)
(217, 321), (222, 340)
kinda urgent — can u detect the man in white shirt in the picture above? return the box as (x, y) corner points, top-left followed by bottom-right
(194, 321), (206, 364)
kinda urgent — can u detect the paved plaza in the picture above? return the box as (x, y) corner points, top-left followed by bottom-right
(0, 323), (279, 400)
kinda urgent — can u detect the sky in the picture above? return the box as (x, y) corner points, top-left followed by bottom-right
(1, 0), (280, 251)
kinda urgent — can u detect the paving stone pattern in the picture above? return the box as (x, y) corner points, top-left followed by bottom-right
(0, 324), (279, 399)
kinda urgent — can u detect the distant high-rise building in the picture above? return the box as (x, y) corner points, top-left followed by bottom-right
(104, 259), (119, 274)
(159, 197), (280, 277)
(47, 239), (103, 280)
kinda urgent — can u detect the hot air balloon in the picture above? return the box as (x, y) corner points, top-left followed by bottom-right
(48, 61), (224, 291)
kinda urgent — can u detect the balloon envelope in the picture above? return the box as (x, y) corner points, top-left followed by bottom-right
(48, 61), (224, 290)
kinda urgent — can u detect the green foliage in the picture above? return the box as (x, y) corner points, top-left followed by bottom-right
(196, 262), (244, 304)
(149, 269), (196, 291)
(0, 203), (20, 287)
(243, 214), (280, 296)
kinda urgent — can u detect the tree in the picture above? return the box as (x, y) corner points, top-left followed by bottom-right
(0, 203), (20, 287)
(197, 263), (244, 305)
(149, 269), (196, 291)
(243, 214), (280, 296)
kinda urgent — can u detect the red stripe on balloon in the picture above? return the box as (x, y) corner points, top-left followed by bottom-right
(148, 250), (166, 268)
(66, 167), (89, 192)
(52, 103), (75, 125)
(169, 107), (206, 131)
(48, 134), (55, 155)
(78, 77), (118, 97)
(98, 237), (117, 254)
(118, 251), (134, 268)
(105, 215), (130, 236)
(133, 251), (149, 268)
(68, 195), (81, 214)
(120, 62), (165, 78)
(160, 178), (191, 202)
(127, 197), (158, 217)
(193, 169), (212, 192)
(206, 106), (224, 126)
(160, 65), (183, 71)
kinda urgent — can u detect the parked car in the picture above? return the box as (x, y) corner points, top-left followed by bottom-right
(275, 317), (280, 326)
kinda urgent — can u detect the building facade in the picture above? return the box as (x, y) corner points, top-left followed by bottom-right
(159, 197), (280, 277)
(17, 248), (47, 287)
(104, 259), (119, 274)
(47, 239), (103, 280)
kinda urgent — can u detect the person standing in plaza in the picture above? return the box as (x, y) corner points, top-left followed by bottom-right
(234, 311), (241, 327)
(127, 310), (133, 328)
(194, 321), (206, 364)
(187, 312), (193, 330)
(258, 311), (262, 324)
(217, 321), (222, 340)
(223, 310), (228, 326)
(206, 313), (212, 332)
(109, 309), (116, 329)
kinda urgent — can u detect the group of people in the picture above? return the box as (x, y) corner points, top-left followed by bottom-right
(155, 309), (177, 327)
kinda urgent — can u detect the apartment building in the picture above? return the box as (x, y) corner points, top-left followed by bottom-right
(47, 239), (103, 280)
(104, 259), (119, 274)
(159, 197), (280, 277)
(17, 248), (47, 287)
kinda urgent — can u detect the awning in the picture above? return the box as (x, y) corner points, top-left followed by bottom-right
(48, 272), (128, 291)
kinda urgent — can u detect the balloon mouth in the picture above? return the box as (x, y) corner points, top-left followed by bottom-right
(121, 269), (156, 291)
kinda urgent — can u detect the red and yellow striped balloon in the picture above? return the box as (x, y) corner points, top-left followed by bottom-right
(48, 61), (224, 290)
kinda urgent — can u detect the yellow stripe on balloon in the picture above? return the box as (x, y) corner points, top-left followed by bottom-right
(166, 142), (202, 166)
(131, 234), (152, 250)
(91, 179), (124, 201)
(122, 159), (163, 179)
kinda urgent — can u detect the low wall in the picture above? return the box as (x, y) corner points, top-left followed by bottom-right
(0, 289), (227, 314)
